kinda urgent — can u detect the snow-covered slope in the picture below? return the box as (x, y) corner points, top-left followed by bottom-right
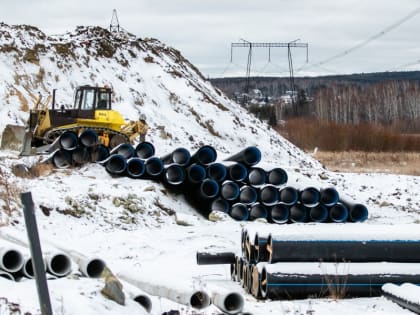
(1, 23), (420, 315)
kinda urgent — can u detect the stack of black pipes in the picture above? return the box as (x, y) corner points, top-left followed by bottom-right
(226, 228), (420, 300)
(50, 129), (368, 223)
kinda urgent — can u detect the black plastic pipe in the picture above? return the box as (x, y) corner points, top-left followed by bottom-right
(105, 154), (127, 175)
(267, 168), (288, 186)
(135, 141), (155, 159)
(249, 203), (268, 221)
(320, 187), (339, 207)
(144, 157), (164, 178)
(279, 186), (299, 206)
(59, 131), (78, 150)
(71, 147), (90, 165)
(239, 186), (258, 205)
(299, 187), (320, 207)
(224, 146), (261, 166)
(196, 252), (236, 265)
(186, 164), (207, 184)
(225, 162), (248, 182)
(269, 204), (290, 224)
(90, 144), (110, 162)
(160, 147), (191, 166)
(110, 143), (135, 159)
(190, 145), (217, 165)
(229, 203), (249, 221)
(309, 204), (329, 223)
(267, 235), (420, 263)
(247, 167), (266, 187)
(52, 149), (72, 169)
(340, 197), (369, 222)
(79, 129), (98, 147)
(260, 267), (420, 300)
(289, 203), (308, 223)
(133, 294), (153, 313)
(210, 198), (230, 213)
(329, 203), (349, 223)
(259, 184), (280, 206)
(198, 178), (219, 199)
(162, 164), (185, 186)
(382, 283), (420, 315)
(126, 157), (145, 179)
(220, 181), (240, 201)
(207, 163), (227, 182)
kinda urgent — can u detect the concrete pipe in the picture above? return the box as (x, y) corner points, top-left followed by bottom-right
(71, 146), (90, 165)
(239, 186), (258, 205)
(133, 294), (153, 313)
(0, 245), (24, 273)
(196, 252), (236, 265)
(186, 163), (207, 184)
(224, 162), (248, 182)
(163, 164), (185, 186)
(329, 203), (349, 223)
(144, 157), (164, 178)
(220, 181), (240, 201)
(279, 186), (298, 206)
(224, 146), (261, 167)
(210, 198), (230, 213)
(59, 131), (78, 150)
(161, 147), (191, 166)
(210, 288), (245, 315)
(268, 203), (289, 224)
(320, 187), (339, 207)
(191, 145), (217, 165)
(45, 252), (72, 277)
(90, 144), (110, 162)
(309, 204), (329, 223)
(79, 129), (98, 147)
(0, 270), (14, 281)
(52, 149), (72, 169)
(110, 143), (135, 159)
(105, 154), (127, 175)
(135, 141), (155, 159)
(299, 187), (320, 208)
(246, 167), (266, 187)
(249, 203), (268, 221)
(229, 203), (249, 221)
(126, 157), (145, 179)
(289, 203), (308, 223)
(77, 256), (106, 278)
(259, 184), (280, 206)
(207, 163), (227, 182)
(266, 168), (288, 186)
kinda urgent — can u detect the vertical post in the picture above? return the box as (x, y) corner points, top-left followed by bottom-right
(21, 192), (53, 315)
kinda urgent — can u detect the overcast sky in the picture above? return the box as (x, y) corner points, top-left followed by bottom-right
(2, 0), (420, 78)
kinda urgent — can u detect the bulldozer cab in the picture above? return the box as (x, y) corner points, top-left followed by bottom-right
(74, 86), (112, 112)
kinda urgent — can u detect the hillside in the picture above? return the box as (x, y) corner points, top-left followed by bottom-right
(0, 23), (420, 315)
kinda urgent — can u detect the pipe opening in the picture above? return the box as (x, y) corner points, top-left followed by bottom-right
(86, 258), (106, 278)
(165, 165), (185, 185)
(53, 150), (72, 169)
(350, 204), (368, 222)
(59, 131), (78, 150)
(134, 295), (152, 313)
(187, 164), (206, 183)
(330, 204), (349, 223)
(223, 292), (245, 313)
(195, 146), (217, 165)
(190, 291), (211, 310)
(211, 198), (230, 213)
(127, 158), (145, 178)
(135, 142), (155, 159)
(279, 186), (298, 206)
(239, 186), (258, 205)
(270, 204), (289, 224)
(79, 129), (98, 147)
(2, 249), (23, 273)
(0, 271), (14, 281)
(230, 203), (249, 221)
(243, 147), (261, 166)
(247, 168), (266, 187)
(249, 203), (267, 220)
(145, 157), (164, 177)
(261, 267), (269, 297)
(105, 155), (127, 175)
(207, 163), (227, 182)
(90, 145), (110, 162)
(24, 258), (35, 278)
(309, 204), (328, 222)
(260, 185), (279, 206)
(300, 187), (320, 207)
(110, 143), (135, 159)
(320, 188), (339, 207)
(290, 203), (308, 223)
(268, 168), (288, 186)
(221, 181), (240, 200)
(72, 147), (90, 165)
(200, 179), (219, 198)
(49, 254), (72, 277)
(228, 163), (247, 182)
(172, 148), (191, 166)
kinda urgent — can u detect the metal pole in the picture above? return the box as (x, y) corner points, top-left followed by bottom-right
(21, 192), (53, 315)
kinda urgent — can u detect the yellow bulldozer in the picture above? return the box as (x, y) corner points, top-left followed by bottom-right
(1, 85), (148, 155)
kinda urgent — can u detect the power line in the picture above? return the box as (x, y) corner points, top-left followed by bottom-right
(302, 4), (420, 70)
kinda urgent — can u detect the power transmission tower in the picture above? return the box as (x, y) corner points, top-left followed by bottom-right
(231, 40), (308, 106)
(109, 9), (120, 33)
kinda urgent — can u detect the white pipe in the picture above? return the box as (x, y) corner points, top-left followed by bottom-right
(118, 272), (211, 310)
(0, 240), (24, 273)
(44, 252), (72, 277)
(0, 270), (15, 281)
(204, 282), (245, 315)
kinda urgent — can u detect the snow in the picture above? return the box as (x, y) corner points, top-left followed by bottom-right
(382, 283), (420, 305)
(0, 23), (420, 314)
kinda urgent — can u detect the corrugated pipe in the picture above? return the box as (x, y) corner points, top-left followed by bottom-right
(52, 149), (72, 169)
(126, 157), (145, 179)
(248, 203), (268, 221)
(340, 197), (369, 222)
(162, 164), (185, 186)
(266, 234), (420, 263)
(59, 131), (78, 150)
(279, 186), (299, 206)
(224, 146), (261, 167)
(135, 141), (155, 160)
(224, 162), (248, 182)
(246, 167), (266, 187)
(268, 203), (289, 224)
(266, 167), (288, 186)
(160, 147), (191, 166)
(382, 283), (420, 314)
(190, 145), (217, 165)
(79, 129), (98, 147)
(110, 143), (135, 159)
(196, 252), (236, 265)
(207, 163), (227, 182)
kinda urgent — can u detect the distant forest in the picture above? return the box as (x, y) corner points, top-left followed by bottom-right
(211, 71), (420, 132)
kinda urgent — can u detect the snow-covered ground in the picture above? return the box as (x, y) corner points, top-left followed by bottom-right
(0, 23), (420, 314)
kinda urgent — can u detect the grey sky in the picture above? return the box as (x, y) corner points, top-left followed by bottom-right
(2, 0), (420, 78)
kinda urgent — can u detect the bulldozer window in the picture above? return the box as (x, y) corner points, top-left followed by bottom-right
(97, 92), (110, 109)
(81, 89), (95, 110)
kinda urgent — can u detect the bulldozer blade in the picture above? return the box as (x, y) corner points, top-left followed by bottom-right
(1, 124), (27, 152)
